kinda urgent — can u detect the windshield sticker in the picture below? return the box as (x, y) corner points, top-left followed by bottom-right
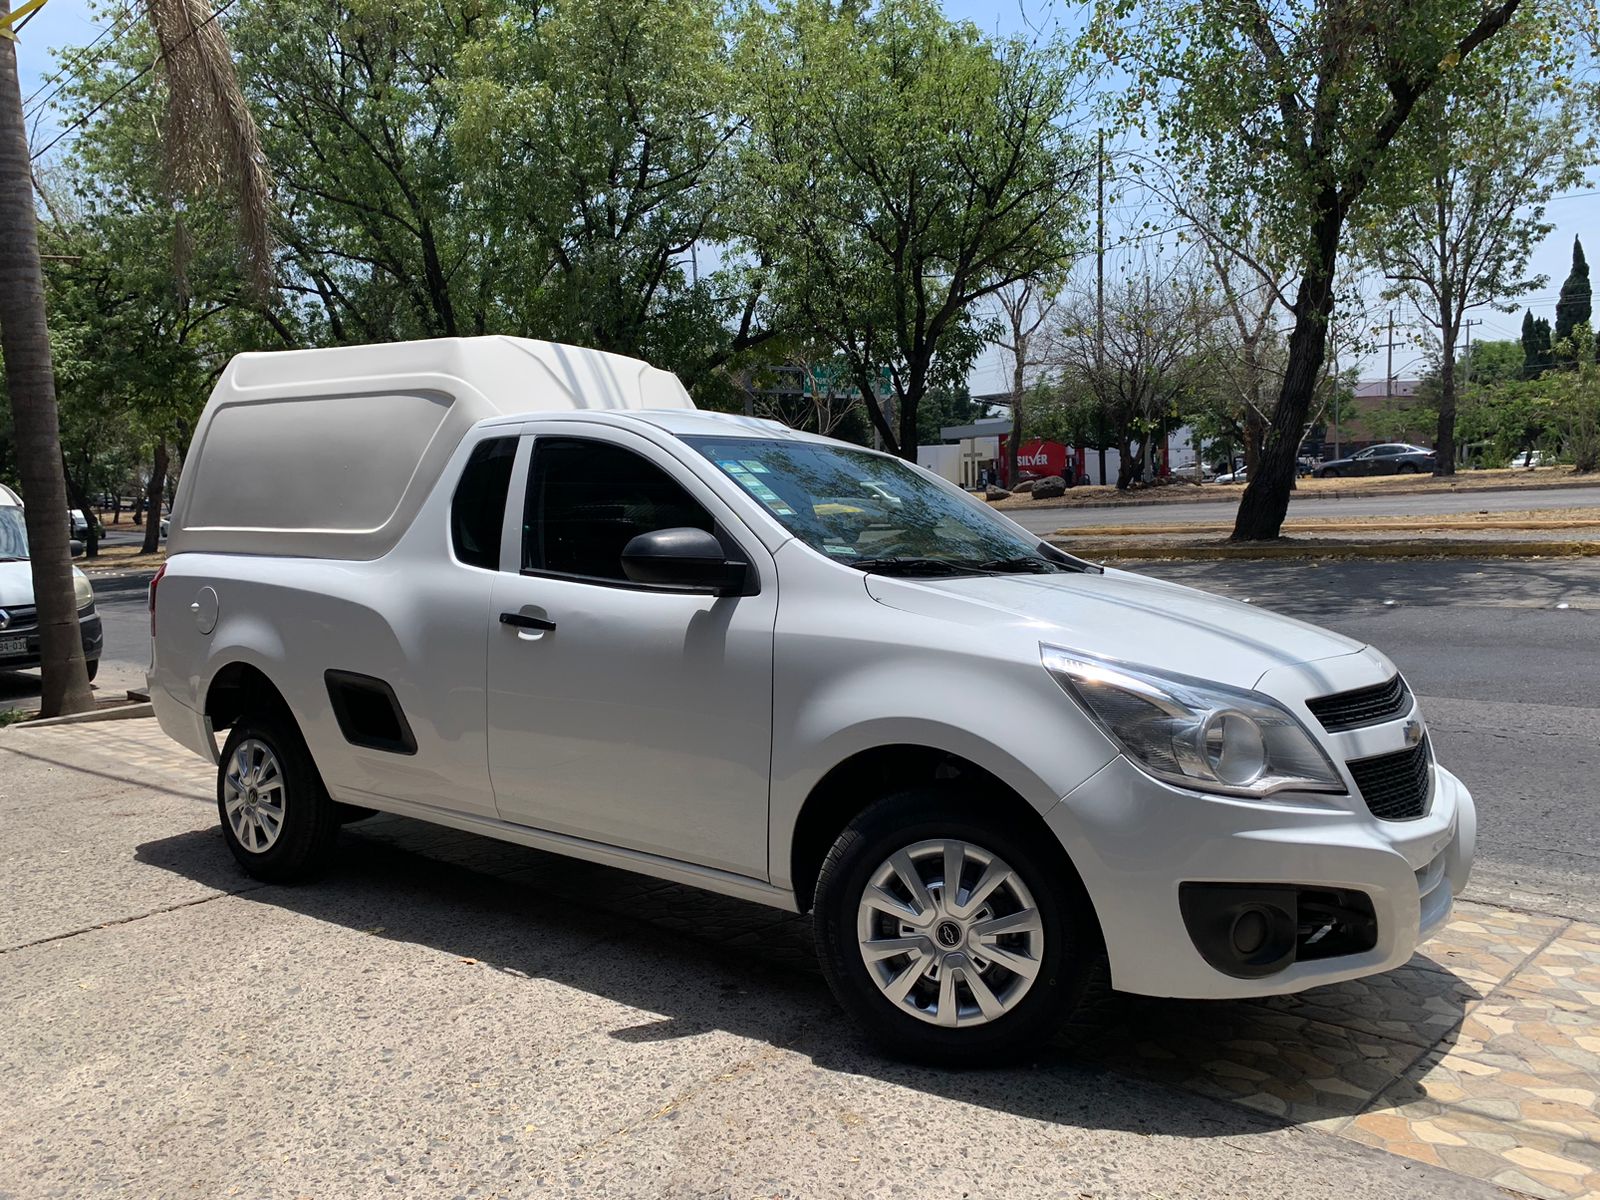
(722, 467), (795, 516)
(739, 460), (770, 474)
(823, 544), (858, 556)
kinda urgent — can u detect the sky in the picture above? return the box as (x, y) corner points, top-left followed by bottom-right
(11, 0), (1599, 395)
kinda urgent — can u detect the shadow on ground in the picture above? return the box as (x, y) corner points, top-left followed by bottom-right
(136, 813), (1474, 1141)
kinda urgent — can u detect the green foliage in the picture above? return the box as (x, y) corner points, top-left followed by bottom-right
(735, 0), (1091, 456)
(1549, 323), (1600, 469)
(1522, 309), (1556, 377)
(1555, 236), (1593, 350)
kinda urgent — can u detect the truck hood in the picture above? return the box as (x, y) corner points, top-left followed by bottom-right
(864, 567), (1366, 690)
(0, 559), (36, 607)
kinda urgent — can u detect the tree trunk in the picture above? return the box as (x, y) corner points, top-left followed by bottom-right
(0, 14), (93, 715)
(1097, 445), (1107, 487)
(1435, 329), (1458, 477)
(1232, 209), (1340, 541)
(61, 462), (97, 559)
(1008, 357), (1024, 488)
(141, 441), (168, 555)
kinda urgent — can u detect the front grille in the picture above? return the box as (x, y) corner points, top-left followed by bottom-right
(0, 604), (38, 632)
(1348, 737), (1432, 821)
(1307, 674), (1410, 732)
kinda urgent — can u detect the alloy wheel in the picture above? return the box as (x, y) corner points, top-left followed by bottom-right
(222, 737), (287, 853)
(855, 838), (1044, 1028)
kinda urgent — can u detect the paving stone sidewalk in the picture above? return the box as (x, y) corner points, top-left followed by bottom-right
(3, 719), (1597, 1199)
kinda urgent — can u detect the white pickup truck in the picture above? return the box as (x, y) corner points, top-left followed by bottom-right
(149, 336), (1474, 1063)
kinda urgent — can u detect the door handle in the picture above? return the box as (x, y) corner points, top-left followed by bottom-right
(500, 612), (557, 632)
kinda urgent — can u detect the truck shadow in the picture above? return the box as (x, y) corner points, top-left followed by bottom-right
(135, 813), (1474, 1140)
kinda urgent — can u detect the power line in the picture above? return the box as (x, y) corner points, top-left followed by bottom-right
(21, 0), (139, 119)
(29, 0), (242, 164)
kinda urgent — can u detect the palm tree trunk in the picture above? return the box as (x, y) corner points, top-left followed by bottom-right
(0, 5), (93, 716)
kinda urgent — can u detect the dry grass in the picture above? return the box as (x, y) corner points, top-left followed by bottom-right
(79, 542), (168, 572)
(992, 466), (1600, 511)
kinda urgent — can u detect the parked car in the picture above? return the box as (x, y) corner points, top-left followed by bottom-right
(1508, 449), (1546, 469)
(1214, 467), (1247, 484)
(1315, 443), (1436, 477)
(0, 485), (103, 681)
(69, 508), (103, 540)
(149, 337), (1475, 1064)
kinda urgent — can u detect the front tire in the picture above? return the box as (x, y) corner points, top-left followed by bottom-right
(812, 789), (1107, 1065)
(1319, 467), (1341, 478)
(217, 713), (340, 883)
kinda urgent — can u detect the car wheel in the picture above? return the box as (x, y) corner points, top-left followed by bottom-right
(1319, 467), (1340, 478)
(1398, 463), (1419, 474)
(812, 788), (1109, 1065)
(84, 658), (98, 682)
(217, 713), (340, 883)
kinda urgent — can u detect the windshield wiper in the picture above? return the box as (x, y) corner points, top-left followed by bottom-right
(979, 556), (1063, 574)
(849, 556), (996, 577)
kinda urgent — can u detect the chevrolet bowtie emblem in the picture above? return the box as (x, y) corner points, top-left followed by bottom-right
(0, 609), (10, 630)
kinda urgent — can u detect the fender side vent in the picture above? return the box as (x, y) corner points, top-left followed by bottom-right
(324, 670), (417, 756)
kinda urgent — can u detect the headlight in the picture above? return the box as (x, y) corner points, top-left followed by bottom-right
(1042, 646), (1345, 798)
(72, 571), (94, 612)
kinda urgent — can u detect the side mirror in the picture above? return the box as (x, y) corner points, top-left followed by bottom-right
(70, 539), (85, 558)
(621, 527), (748, 596)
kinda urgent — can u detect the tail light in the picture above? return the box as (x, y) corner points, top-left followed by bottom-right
(149, 564), (167, 638)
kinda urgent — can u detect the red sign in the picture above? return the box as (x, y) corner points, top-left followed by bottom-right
(1006, 439), (1068, 484)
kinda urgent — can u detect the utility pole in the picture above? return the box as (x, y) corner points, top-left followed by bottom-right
(1385, 309), (1395, 400)
(1095, 129), (1106, 487)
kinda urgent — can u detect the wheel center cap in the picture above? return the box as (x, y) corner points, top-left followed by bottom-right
(935, 921), (963, 948)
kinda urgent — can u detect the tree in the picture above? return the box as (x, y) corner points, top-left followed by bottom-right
(0, 0), (90, 714)
(1095, 0), (1549, 538)
(1, 0), (275, 715)
(737, 0), (1092, 459)
(1555, 236), (1593, 351)
(1049, 263), (1215, 488)
(1551, 323), (1600, 469)
(995, 279), (1060, 485)
(1522, 308), (1556, 377)
(1362, 37), (1591, 475)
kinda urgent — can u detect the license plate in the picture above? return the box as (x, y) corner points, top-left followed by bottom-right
(0, 636), (27, 656)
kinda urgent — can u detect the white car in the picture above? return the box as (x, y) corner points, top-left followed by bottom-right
(0, 484), (102, 680)
(148, 337), (1474, 1063)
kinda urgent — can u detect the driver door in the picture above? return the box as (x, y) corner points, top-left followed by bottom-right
(485, 426), (777, 879)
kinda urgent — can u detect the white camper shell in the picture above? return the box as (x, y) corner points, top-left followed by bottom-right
(168, 336), (696, 560)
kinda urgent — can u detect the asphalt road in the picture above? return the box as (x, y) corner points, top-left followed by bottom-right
(1006, 481), (1600, 533)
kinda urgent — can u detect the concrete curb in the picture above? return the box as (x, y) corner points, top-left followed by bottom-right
(18, 702), (154, 728)
(1048, 538), (1600, 562)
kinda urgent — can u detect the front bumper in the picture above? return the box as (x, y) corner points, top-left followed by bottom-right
(1047, 754), (1474, 999)
(0, 609), (102, 671)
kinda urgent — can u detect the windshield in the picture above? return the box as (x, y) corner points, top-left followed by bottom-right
(683, 436), (1068, 573)
(0, 507), (26, 559)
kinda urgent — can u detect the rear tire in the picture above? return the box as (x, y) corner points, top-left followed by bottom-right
(84, 658), (98, 682)
(812, 788), (1109, 1065)
(217, 712), (340, 883)
(1398, 463), (1419, 474)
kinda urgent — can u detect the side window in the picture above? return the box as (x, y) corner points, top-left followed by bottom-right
(523, 438), (714, 582)
(450, 437), (518, 570)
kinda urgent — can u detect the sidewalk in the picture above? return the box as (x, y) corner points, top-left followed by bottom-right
(2, 718), (1597, 1199)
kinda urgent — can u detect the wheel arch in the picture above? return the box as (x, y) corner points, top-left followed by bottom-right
(204, 659), (296, 733)
(787, 743), (1089, 916)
